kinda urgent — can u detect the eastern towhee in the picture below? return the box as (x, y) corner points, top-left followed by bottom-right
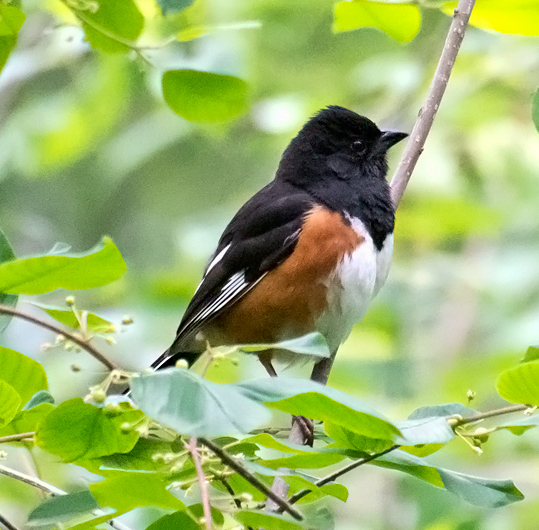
(153, 106), (407, 376)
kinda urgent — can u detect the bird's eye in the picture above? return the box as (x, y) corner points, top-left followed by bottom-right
(352, 139), (366, 154)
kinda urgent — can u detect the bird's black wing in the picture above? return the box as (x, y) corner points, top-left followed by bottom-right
(155, 181), (314, 367)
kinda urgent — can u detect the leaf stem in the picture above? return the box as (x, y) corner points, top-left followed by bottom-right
(0, 304), (118, 370)
(198, 437), (303, 521)
(455, 404), (530, 426)
(186, 438), (213, 530)
(390, 0), (477, 206)
(0, 432), (35, 444)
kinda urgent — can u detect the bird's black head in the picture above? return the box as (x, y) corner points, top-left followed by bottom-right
(276, 106), (407, 185)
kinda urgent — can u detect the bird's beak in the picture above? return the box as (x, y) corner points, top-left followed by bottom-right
(379, 130), (408, 149)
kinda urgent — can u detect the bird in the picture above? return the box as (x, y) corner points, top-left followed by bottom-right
(153, 106), (407, 377)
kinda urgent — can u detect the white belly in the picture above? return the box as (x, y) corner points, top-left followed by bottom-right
(316, 217), (393, 352)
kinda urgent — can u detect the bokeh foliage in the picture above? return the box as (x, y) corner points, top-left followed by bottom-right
(1, 0), (539, 529)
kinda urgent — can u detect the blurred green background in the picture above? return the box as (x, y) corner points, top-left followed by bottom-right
(1, 0), (539, 528)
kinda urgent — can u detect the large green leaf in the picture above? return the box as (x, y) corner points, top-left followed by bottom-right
(162, 69), (249, 122)
(0, 346), (47, 406)
(0, 237), (126, 294)
(0, 380), (21, 427)
(237, 378), (401, 443)
(234, 511), (304, 530)
(36, 399), (143, 461)
(333, 0), (421, 42)
(27, 491), (99, 527)
(325, 422), (395, 454)
(443, 0), (539, 36)
(239, 332), (330, 359)
(72, 0), (144, 53)
(130, 368), (272, 436)
(0, 4), (25, 74)
(147, 511), (201, 530)
(496, 360), (539, 405)
(533, 90), (539, 133)
(0, 228), (17, 332)
(0, 403), (54, 439)
(90, 472), (185, 513)
(373, 450), (524, 507)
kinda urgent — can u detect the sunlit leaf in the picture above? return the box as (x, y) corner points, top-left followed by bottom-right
(90, 473), (185, 512)
(162, 69), (249, 122)
(0, 228), (17, 332)
(325, 422), (394, 453)
(533, 90), (539, 133)
(496, 360), (539, 405)
(234, 510), (304, 530)
(239, 332), (330, 358)
(188, 504), (225, 526)
(27, 491), (99, 527)
(0, 237), (126, 294)
(373, 450), (524, 507)
(36, 399), (143, 461)
(333, 0), (421, 42)
(130, 368), (272, 436)
(0, 347), (47, 411)
(72, 0), (144, 53)
(0, 403), (54, 439)
(147, 511), (201, 530)
(443, 0), (539, 36)
(35, 304), (115, 333)
(522, 345), (539, 363)
(0, 4), (25, 73)
(157, 0), (196, 16)
(283, 475), (348, 503)
(0, 380), (21, 427)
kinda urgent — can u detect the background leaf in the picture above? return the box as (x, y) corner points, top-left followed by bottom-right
(162, 70), (249, 122)
(496, 361), (539, 405)
(0, 228), (17, 332)
(532, 89), (539, 133)
(157, 0), (196, 16)
(0, 380), (21, 427)
(35, 304), (115, 333)
(27, 491), (99, 527)
(147, 511), (201, 530)
(0, 237), (126, 294)
(239, 332), (330, 358)
(333, 0), (421, 42)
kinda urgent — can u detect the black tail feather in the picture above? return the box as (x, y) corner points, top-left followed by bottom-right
(150, 348), (201, 371)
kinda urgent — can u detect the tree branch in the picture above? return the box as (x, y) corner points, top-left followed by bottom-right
(198, 437), (303, 521)
(390, 0), (476, 206)
(186, 438), (213, 530)
(0, 432), (35, 444)
(455, 404), (530, 426)
(0, 513), (19, 530)
(0, 304), (118, 371)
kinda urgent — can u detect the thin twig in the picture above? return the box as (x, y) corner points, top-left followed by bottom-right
(0, 464), (132, 530)
(0, 432), (35, 444)
(0, 513), (19, 530)
(198, 437), (303, 521)
(186, 438), (213, 530)
(287, 445), (401, 506)
(0, 304), (118, 371)
(390, 0), (477, 206)
(455, 404), (530, 426)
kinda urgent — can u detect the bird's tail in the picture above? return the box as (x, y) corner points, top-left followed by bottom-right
(150, 348), (201, 371)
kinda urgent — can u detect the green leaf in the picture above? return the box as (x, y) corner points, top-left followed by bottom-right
(130, 368), (272, 436)
(27, 490), (99, 527)
(522, 345), (539, 363)
(397, 417), (455, 446)
(533, 90), (539, 133)
(373, 450), (524, 507)
(443, 0), (539, 36)
(283, 475), (348, 503)
(0, 228), (17, 333)
(162, 70), (249, 122)
(333, 0), (421, 42)
(238, 378), (400, 443)
(497, 360), (539, 405)
(234, 510), (304, 530)
(407, 403), (478, 420)
(72, 0), (144, 53)
(0, 347), (47, 406)
(239, 332), (330, 359)
(495, 413), (539, 435)
(147, 511), (201, 530)
(36, 399), (143, 461)
(188, 504), (225, 526)
(0, 5), (25, 74)
(325, 422), (394, 454)
(35, 304), (115, 333)
(157, 0), (196, 16)
(0, 380), (21, 427)
(0, 403), (54, 439)
(23, 390), (55, 410)
(0, 237), (126, 294)
(90, 472), (185, 512)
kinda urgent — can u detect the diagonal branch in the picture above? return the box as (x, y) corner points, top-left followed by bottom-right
(186, 438), (213, 530)
(198, 436), (303, 521)
(0, 304), (118, 371)
(390, 0), (477, 206)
